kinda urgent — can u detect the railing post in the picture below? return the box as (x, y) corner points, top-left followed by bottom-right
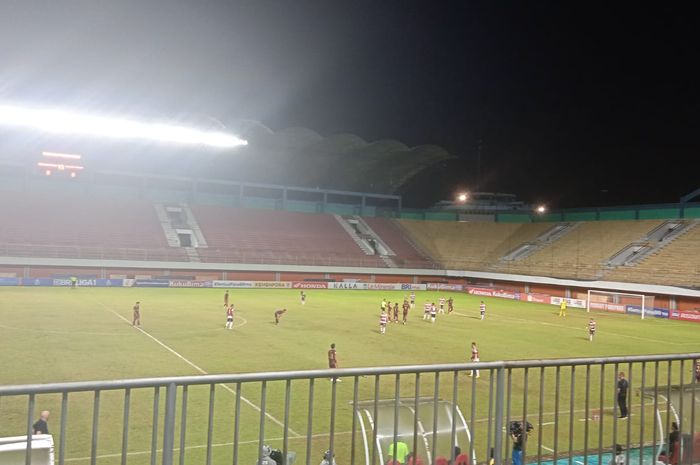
(162, 382), (177, 465)
(494, 366), (506, 465)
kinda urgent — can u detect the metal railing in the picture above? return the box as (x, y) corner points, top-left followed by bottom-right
(0, 354), (698, 465)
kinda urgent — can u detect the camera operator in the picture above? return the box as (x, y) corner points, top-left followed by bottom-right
(510, 421), (533, 465)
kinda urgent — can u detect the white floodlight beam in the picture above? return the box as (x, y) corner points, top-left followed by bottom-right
(0, 104), (248, 148)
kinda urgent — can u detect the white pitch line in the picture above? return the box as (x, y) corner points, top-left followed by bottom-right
(64, 430), (353, 462)
(541, 445), (554, 452)
(105, 307), (301, 437)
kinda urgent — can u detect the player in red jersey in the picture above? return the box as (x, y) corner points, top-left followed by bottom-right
(225, 304), (235, 329)
(379, 310), (388, 334)
(402, 299), (410, 324)
(274, 308), (287, 325)
(430, 303), (437, 323)
(447, 296), (454, 314)
(328, 343), (338, 368)
(469, 342), (480, 378)
(393, 302), (399, 323)
(438, 297), (446, 314)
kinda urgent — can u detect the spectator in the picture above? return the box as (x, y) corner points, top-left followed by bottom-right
(669, 422), (680, 465)
(453, 446), (470, 465)
(609, 444), (625, 465)
(32, 410), (50, 435)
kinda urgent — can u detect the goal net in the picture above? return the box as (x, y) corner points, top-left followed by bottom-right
(587, 290), (655, 319)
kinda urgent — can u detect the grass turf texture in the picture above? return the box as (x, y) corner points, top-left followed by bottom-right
(0, 287), (698, 465)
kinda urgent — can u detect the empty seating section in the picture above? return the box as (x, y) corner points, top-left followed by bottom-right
(362, 217), (436, 268)
(0, 191), (186, 261)
(494, 220), (662, 279)
(397, 220), (552, 269)
(603, 223), (700, 287)
(191, 206), (384, 266)
(0, 189), (695, 284)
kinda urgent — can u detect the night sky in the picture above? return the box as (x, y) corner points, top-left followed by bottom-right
(1, 1), (697, 208)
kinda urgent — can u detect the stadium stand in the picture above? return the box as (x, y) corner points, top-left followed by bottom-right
(396, 220), (553, 269)
(361, 217), (437, 268)
(0, 191), (187, 261)
(491, 220), (663, 279)
(603, 221), (700, 287)
(190, 205), (386, 266)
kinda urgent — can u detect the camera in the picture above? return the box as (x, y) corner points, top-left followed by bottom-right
(509, 421), (534, 436)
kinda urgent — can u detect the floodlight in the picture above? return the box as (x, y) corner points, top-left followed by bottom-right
(535, 205), (547, 214)
(0, 104), (248, 148)
(457, 192), (469, 203)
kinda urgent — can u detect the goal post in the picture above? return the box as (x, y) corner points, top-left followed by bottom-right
(586, 289), (655, 319)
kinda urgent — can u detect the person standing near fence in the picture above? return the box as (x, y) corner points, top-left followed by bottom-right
(32, 411), (50, 435)
(617, 372), (628, 418)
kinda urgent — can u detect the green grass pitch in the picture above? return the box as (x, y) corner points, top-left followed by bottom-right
(0, 287), (698, 465)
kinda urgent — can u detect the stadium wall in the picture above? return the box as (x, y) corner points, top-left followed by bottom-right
(1, 257), (699, 316)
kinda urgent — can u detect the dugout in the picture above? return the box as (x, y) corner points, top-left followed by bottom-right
(642, 384), (700, 465)
(354, 398), (476, 465)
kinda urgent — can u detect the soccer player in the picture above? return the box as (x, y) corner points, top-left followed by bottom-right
(402, 299), (410, 324)
(588, 318), (597, 341)
(224, 304), (233, 329)
(328, 343), (341, 382)
(132, 301), (141, 327)
(393, 302), (399, 323)
(479, 301), (486, 320)
(423, 302), (431, 320)
(328, 343), (338, 368)
(379, 310), (388, 334)
(430, 302), (437, 323)
(225, 305), (235, 329)
(300, 291), (306, 305)
(70, 276), (77, 289)
(559, 299), (567, 317)
(224, 290), (229, 306)
(469, 341), (480, 378)
(386, 301), (392, 321)
(409, 292), (416, 308)
(274, 308), (287, 325)
(381, 298), (387, 311)
(447, 296), (454, 314)
(438, 296), (446, 314)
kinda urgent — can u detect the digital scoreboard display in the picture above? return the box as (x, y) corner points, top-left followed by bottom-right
(37, 151), (85, 177)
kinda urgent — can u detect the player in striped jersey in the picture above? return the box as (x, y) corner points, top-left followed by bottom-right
(430, 303), (437, 323)
(225, 304), (234, 329)
(588, 318), (597, 341)
(423, 302), (432, 320)
(479, 301), (486, 320)
(379, 309), (388, 334)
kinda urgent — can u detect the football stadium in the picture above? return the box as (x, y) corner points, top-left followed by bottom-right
(1, 4), (700, 465)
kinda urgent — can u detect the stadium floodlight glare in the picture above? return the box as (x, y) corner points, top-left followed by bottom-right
(41, 151), (81, 160)
(535, 205), (547, 214)
(456, 192), (469, 203)
(0, 104), (248, 148)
